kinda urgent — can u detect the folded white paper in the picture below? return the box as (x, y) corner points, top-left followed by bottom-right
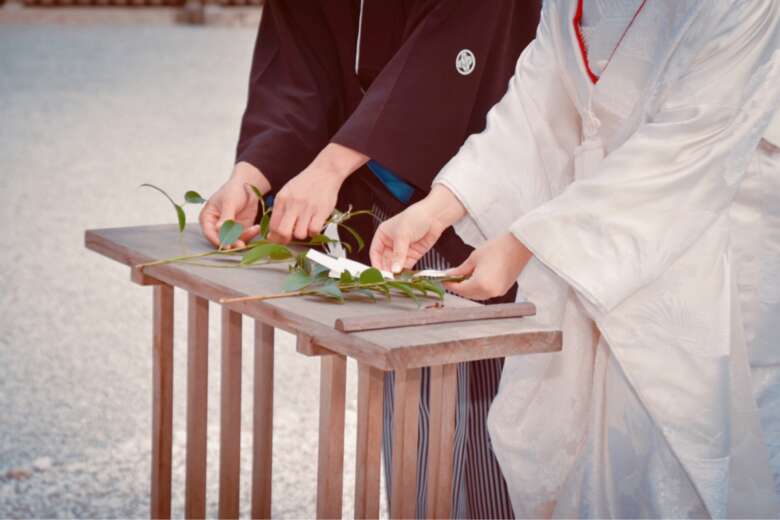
(305, 249), (394, 280)
(412, 269), (451, 279)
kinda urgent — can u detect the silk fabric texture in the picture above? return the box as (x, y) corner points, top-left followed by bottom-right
(435, 0), (780, 517)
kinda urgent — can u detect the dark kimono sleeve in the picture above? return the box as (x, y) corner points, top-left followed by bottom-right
(236, 0), (345, 191)
(331, 0), (539, 191)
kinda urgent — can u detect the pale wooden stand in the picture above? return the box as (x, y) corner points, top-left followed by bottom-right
(85, 224), (561, 519)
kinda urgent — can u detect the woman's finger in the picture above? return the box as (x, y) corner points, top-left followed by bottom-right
(369, 229), (389, 268)
(446, 256), (477, 278)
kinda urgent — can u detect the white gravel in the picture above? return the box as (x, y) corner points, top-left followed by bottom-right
(0, 23), (381, 518)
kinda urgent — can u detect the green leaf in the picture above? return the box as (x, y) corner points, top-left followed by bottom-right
(259, 213), (271, 239)
(175, 204), (186, 232)
(240, 243), (292, 265)
(359, 268), (385, 284)
(349, 288), (376, 301)
(313, 282), (344, 302)
(312, 263), (331, 278)
(140, 183), (187, 232)
(219, 220), (244, 248)
(309, 233), (332, 246)
(293, 252), (308, 271)
(420, 279), (445, 300)
(387, 281), (419, 306)
(248, 184), (267, 216)
(282, 270), (314, 292)
(184, 190), (206, 204)
(339, 271), (354, 284)
(338, 223), (365, 252)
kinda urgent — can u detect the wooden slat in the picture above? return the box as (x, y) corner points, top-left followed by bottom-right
(296, 333), (333, 357)
(425, 364), (458, 519)
(218, 308), (242, 519)
(335, 302), (537, 332)
(251, 322), (274, 519)
(132, 266), (162, 286)
(151, 285), (174, 520)
(390, 368), (422, 519)
(85, 225), (562, 372)
(316, 355), (347, 519)
(185, 294), (209, 519)
(354, 364), (384, 519)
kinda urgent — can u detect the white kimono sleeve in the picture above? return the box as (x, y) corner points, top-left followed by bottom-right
(511, 1), (780, 314)
(433, 1), (580, 249)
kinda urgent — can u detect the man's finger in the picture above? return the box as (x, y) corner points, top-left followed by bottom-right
(200, 202), (226, 247)
(308, 209), (330, 237)
(269, 204), (298, 244)
(239, 224), (261, 243)
(293, 207), (314, 240)
(268, 198), (285, 232)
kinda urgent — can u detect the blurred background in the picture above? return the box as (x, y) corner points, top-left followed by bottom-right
(0, 3), (379, 517)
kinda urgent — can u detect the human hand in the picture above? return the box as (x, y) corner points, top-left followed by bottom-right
(444, 232), (533, 301)
(268, 143), (368, 243)
(199, 161), (270, 248)
(370, 185), (467, 273)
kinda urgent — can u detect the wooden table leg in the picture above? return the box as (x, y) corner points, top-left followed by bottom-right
(390, 368), (422, 519)
(219, 308), (243, 519)
(185, 294), (209, 519)
(151, 285), (174, 520)
(426, 364), (457, 519)
(354, 364), (384, 519)
(252, 322), (274, 519)
(316, 353), (347, 519)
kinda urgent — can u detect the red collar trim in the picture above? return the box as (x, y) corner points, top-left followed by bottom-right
(573, 0), (600, 84)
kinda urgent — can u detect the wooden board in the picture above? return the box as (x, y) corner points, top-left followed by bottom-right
(335, 302), (537, 332)
(85, 225), (561, 370)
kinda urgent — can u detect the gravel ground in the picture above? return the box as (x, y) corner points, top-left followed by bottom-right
(0, 23), (382, 518)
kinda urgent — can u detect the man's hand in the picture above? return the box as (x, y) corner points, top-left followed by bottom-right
(444, 232), (533, 301)
(268, 143), (368, 243)
(199, 161), (271, 248)
(370, 185), (467, 273)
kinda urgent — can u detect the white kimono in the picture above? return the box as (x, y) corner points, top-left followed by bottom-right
(434, 0), (780, 517)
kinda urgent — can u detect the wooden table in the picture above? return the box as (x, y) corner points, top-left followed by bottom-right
(85, 224), (561, 519)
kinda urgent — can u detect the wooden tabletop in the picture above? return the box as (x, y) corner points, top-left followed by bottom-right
(85, 224), (561, 370)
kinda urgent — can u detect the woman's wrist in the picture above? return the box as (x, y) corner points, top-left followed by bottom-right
(422, 184), (468, 231)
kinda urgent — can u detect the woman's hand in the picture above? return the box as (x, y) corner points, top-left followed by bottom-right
(268, 143), (368, 243)
(445, 232), (533, 301)
(370, 185), (466, 273)
(199, 161), (269, 248)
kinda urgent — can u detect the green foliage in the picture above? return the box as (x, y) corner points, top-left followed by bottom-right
(313, 281), (344, 302)
(359, 268), (384, 284)
(219, 220), (244, 249)
(241, 243), (293, 265)
(282, 270), (314, 292)
(259, 213), (271, 239)
(184, 191), (206, 204)
(140, 183), (188, 232)
(137, 187), (462, 305)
